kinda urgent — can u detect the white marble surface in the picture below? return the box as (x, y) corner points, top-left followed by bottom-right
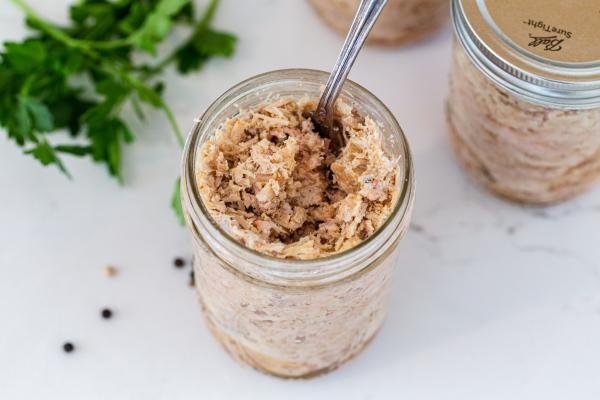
(2, 1), (600, 399)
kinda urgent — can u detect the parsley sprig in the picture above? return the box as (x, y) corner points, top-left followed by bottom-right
(1, 0), (236, 223)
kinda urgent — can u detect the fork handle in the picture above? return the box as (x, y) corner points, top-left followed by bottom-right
(315, 0), (388, 126)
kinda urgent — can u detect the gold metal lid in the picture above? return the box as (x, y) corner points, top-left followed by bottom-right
(452, 0), (600, 108)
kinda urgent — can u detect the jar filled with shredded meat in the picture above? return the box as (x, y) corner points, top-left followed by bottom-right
(181, 69), (414, 378)
(309, 0), (449, 46)
(447, 0), (600, 204)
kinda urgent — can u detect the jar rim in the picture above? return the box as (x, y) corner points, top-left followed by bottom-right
(452, 0), (600, 109)
(181, 68), (414, 282)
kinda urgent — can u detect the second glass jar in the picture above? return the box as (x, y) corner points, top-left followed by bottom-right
(447, 0), (600, 204)
(309, 0), (449, 46)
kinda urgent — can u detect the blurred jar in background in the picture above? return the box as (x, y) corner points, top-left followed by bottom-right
(447, 0), (600, 204)
(309, 0), (449, 46)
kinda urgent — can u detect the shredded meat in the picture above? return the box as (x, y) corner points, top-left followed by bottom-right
(197, 97), (398, 259)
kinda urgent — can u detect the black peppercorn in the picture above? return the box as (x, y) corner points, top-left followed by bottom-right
(174, 257), (186, 268)
(63, 342), (75, 353)
(101, 308), (113, 319)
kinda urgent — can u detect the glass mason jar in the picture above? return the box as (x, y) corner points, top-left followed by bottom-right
(181, 69), (415, 378)
(447, 0), (600, 204)
(309, 0), (449, 46)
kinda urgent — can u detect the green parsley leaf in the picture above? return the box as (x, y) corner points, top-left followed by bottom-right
(13, 98), (32, 141)
(171, 177), (185, 226)
(130, 0), (192, 54)
(3, 40), (46, 73)
(175, 29), (236, 73)
(22, 97), (54, 132)
(25, 138), (70, 177)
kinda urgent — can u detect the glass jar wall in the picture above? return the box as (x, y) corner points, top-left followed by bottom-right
(181, 69), (415, 377)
